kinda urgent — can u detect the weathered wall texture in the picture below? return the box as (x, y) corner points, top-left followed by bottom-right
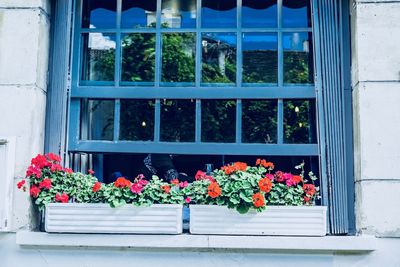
(0, 0), (50, 230)
(351, 0), (400, 237)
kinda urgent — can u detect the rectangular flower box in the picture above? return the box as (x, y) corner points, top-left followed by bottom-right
(189, 205), (327, 236)
(45, 203), (183, 234)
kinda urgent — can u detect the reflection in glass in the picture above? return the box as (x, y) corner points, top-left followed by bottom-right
(121, 33), (156, 83)
(160, 99), (195, 142)
(242, 33), (277, 84)
(161, 0), (197, 28)
(80, 99), (114, 141)
(162, 33), (196, 84)
(284, 100), (316, 144)
(81, 33), (115, 82)
(201, 100), (236, 143)
(283, 32), (313, 84)
(282, 0), (311, 28)
(242, 100), (277, 143)
(120, 100), (155, 141)
(202, 33), (236, 84)
(202, 0), (237, 28)
(121, 0), (157, 28)
(242, 0), (277, 28)
(82, 0), (116, 28)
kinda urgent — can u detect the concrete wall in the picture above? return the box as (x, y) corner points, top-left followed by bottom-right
(351, 0), (400, 237)
(0, 0), (50, 229)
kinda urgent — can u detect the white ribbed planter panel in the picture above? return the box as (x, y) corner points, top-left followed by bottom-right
(45, 203), (183, 234)
(190, 205), (327, 236)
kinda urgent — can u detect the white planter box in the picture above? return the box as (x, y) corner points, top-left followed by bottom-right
(190, 205), (327, 236)
(45, 203), (183, 234)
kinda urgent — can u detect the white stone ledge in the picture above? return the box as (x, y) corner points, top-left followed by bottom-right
(16, 231), (376, 253)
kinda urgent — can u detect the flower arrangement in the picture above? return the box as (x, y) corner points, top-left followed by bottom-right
(18, 154), (319, 214)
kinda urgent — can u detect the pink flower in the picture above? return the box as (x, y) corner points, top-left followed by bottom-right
(50, 164), (63, 172)
(195, 170), (206, 180)
(29, 185), (41, 198)
(46, 153), (61, 163)
(88, 169), (95, 175)
(185, 197), (191, 204)
(17, 180), (26, 189)
(64, 168), (73, 174)
(137, 174), (145, 180)
(39, 178), (52, 190)
(130, 183), (144, 194)
(55, 193), (69, 203)
(138, 179), (148, 186)
(179, 181), (188, 188)
(26, 165), (42, 178)
(265, 173), (274, 181)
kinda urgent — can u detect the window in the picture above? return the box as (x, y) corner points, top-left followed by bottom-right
(69, 0), (318, 182)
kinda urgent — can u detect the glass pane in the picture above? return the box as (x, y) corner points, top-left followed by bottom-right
(121, 0), (157, 28)
(81, 33), (115, 82)
(282, 0), (311, 28)
(242, 0), (277, 28)
(82, 0), (116, 29)
(161, 0), (197, 28)
(283, 32), (313, 84)
(202, 0), (236, 28)
(160, 99), (196, 142)
(242, 100), (277, 143)
(201, 100), (236, 143)
(120, 100), (155, 141)
(202, 33), (236, 84)
(161, 33), (196, 85)
(284, 100), (317, 144)
(121, 33), (156, 83)
(80, 99), (114, 141)
(242, 33), (277, 84)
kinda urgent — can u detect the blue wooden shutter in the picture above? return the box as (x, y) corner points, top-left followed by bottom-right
(312, 0), (354, 234)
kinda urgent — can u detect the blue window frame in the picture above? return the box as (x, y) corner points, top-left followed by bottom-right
(69, 0), (318, 157)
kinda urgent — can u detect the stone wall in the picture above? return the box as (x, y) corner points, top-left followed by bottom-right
(351, 0), (400, 236)
(0, 0), (50, 230)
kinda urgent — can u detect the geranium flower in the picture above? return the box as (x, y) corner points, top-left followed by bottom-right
(258, 177), (273, 193)
(64, 168), (73, 174)
(274, 171), (285, 183)
(46, 153), (61, 163)
(265, 173), (274, 181)
(39, 178), (52, 190)
(195, 170), (206, 180)
(17, 180), (26, 189)
(88, 169), (95, 175)
(304, 196), (312, 203)
(130, 183), (144, 194)
(303, 184), (316, 196)
(26, 165), (42, 178)
(252, 192), (265, 208)
(185, 197), (191, 204)
(207, 182), (221, 198)
(161, 185), (171, 194)
(31, 154), (50, 169)
(179, 181), (188, 188)
(138, 179), (148, 186)
(286, 174), (302, 187)
(255, 159), (274, 170)
(92, 182), (102, 193)
(55, 193), (69, 203)
(222, 162), (248, 175)
(29, 185), (41, 198)
(171, 179), (179, 185)
(50, 164), (63, 172)
(114, 177), (131, 188)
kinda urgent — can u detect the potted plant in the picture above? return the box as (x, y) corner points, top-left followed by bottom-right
(17, 154), (184, 234)
(186, 160), (327, 236)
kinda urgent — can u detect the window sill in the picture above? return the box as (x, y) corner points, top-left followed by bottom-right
(16, 231), (376, 253)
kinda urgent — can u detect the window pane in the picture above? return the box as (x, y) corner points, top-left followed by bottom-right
(284, 100), (316, 144)
(242, 33), (277, 84)
(202, 0), (236, 28)
(283, 32), (313, 84)
(242, 100), (277, 143)
(161, 0), (197, 28)
(81, 33), (115, 82)
(161, 33), (196, 85)
(121, 33), (156, 83)
(80, 99), (114, 141)
(242, 0), (277, 28)
(202, 33), (236, 84)
(82, 0), (116, 29)
(282, 0), (311, 28)
(201, 100), (236, 143)
(160, 99), (196, 142)
(120, 100), (155, 141)
(121, 0), (157, 28)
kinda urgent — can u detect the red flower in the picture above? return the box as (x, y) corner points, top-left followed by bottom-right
(39, 178), (52, 190)
(274, 171), (285, 183)
(304, 196), (312, 203)
(26, 165), (42, 178)
(50, 164), (63, 172)
(303, 184), (316, 196)
(171, 179), (179, 185)
(55, 193), (69, 203)
(92, 182), (102, 193)
(64, 168), (73, 174)
(185, 197), (191, 204)
(88, 169), (95, 175)
(17, 180), (26, 189)
(221, 162), (248, 175)
(114, 177), (131, 188)
(161, 185), (171, 194)
(252, 192), (265, 208)
(31, 154), (50, 169)
(207, 182), (221, 198)
(29, 185), (41, 198)
(258, 177), (273, 193)
(195, 170), (206, 180)
(46, 153), (61, 163)
(255, 159), (275, 170)
(286, 174), (303, 187)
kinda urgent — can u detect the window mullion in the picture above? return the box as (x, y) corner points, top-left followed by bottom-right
(277, 99), (283, 144)
(113, 99), (121, 141)
(195, 99), (201, 143)
(236, 99), (242, 144)
(154, 99), (161, 142)
(155, 0), (162, 87)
